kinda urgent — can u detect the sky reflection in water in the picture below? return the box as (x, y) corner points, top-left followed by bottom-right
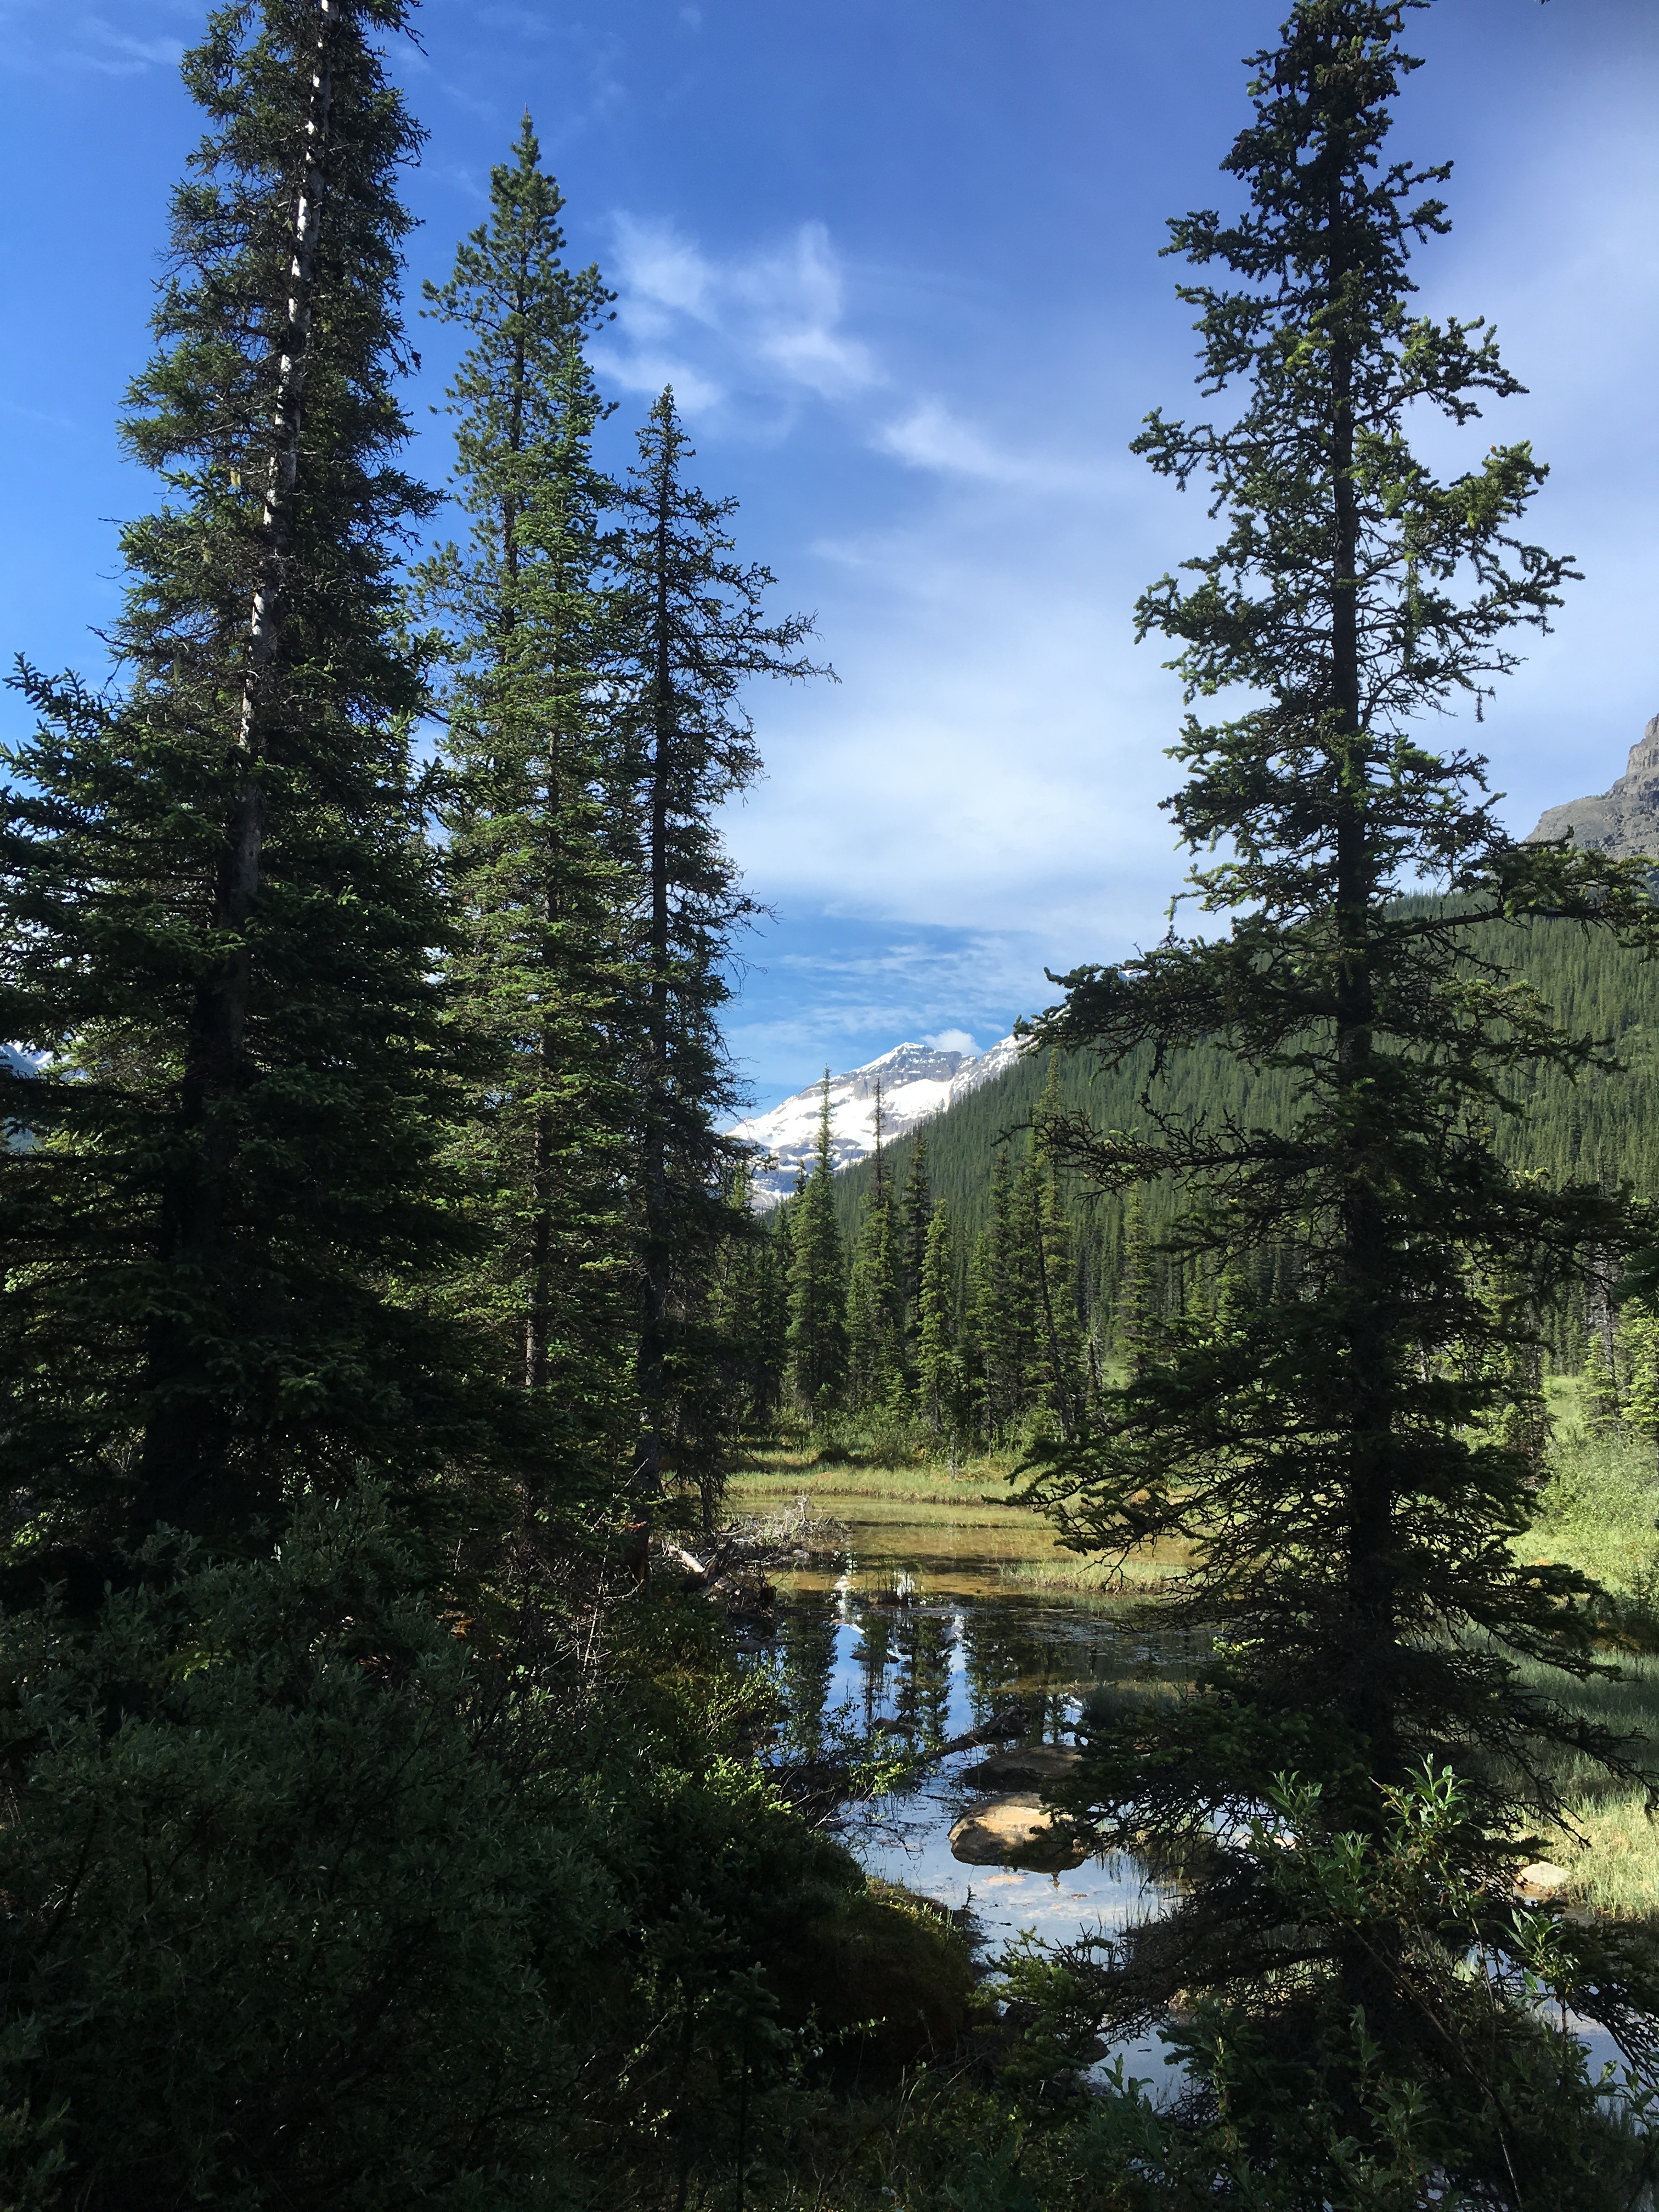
(748, 1573), (1183, 2093)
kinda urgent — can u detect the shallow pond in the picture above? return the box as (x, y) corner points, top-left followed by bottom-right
(745, 1514), (1188, 2091)
(743, 1493), (1627, 2096)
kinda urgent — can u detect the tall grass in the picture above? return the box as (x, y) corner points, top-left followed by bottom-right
(1507, 1426), (1659, 1917)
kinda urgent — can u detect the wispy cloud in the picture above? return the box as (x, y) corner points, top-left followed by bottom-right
(0, 4), (186, 76)
(84, 19), (183, 67)
(601, 212), (1098, 506)
(600, 215), (882, 421)
(874, 398), (1083, 492)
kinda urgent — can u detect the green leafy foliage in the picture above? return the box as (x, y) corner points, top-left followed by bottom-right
(0, 1492), (616, 2211)
(1065, 1767), (1659, 2209)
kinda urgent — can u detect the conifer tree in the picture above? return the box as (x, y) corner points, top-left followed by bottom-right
(1022, 1064), (1087, 1441)
(1113, 1189), (1158, 1379)
(847, 1087), (906, 1410)
(414, 119), (633, 1487)
(785, 1078), (847, 1418)
(611, 391), (823, 1504)
(916, 1203), (964, 1438)
(1, 0), (471, 1557)
(754, 1188), (794, 1419)
(898, 1129), (933, 1348)
(966, 1151), (1017, 1442)
(1025, 0), (1659, 2137)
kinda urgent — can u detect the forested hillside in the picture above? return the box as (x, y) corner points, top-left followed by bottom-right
(832, 904), (1659, 1327)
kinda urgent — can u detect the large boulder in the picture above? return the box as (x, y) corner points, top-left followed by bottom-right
(949, 1793), (1091, 1872)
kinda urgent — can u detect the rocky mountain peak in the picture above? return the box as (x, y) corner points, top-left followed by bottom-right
(727, 1033), (1023, 1206)
(842, 1041), (969, 1101)
(1526, 713), (1659, 861)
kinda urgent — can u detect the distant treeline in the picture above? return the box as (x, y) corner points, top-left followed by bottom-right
(823, 904), (1659, 1376)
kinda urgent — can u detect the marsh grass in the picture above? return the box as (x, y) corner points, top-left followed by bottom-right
(727, 1446), (1034, 1522)
(993, 1550), (1184, 1594)
(1497, 1650), (1659, 1919)
(1526, 1427), (1659, 1600)
(1503, 1424), (1659, 1917)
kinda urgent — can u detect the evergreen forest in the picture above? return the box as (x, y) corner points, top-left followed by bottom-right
(4, 4), (1659, 2209)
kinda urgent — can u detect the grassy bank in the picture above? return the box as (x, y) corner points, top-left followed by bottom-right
(1505, 1414), (1659, 1920)
(726, 1431), (1185, 1592)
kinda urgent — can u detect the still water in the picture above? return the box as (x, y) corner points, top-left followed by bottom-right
(741, 1500), (1626, 2097)
(742, 1515), (1186, 2091)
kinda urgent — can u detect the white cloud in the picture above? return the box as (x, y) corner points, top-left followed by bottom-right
(926, 1028), (978, 1054)
(733, 225), (879, 399)
(874, 398), (1109, 496)
(0, 2), (189, 75)
(876, 400), (1028, 484)
(603, 215), (880, 417)
(84, 21), (182, 65)
(589, 346), (724, 413)
(612, 217), (718, 326)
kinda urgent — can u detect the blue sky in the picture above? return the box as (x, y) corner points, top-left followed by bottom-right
(3, 0), (1657, 1111)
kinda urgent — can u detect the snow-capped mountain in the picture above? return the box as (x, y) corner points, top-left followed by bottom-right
(729, 1034), (1024, 1206)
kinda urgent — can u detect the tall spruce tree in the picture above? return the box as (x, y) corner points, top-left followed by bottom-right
(1020, 1063), (1087, 1441)
(611, 390), (823, 1510)
(414, 120), (634, 1492)
(1112, 1188), (1158, 1378)
(0, 0), (473, 1560)
(1025, 0), (1659, 2151)
(898, 1128), (933, 1351)
(966, 1149), (1020, 1442)
(785, 1078), (847, 1417)
(916, 1202), (964, 1438)
(847, 1087), (906, 1410)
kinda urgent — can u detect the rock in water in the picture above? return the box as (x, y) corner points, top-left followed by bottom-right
(1527, 713), (1659, 861)
(959, 1744), (1081, 1791)
(948, 1793), (1091, 1871)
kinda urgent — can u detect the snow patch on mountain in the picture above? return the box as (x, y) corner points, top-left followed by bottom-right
(729, 1034), (1024, 1206)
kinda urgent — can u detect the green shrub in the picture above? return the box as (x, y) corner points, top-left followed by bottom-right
(0, 1493), (616, 2212)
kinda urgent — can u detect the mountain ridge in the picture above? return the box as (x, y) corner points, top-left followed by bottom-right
(1526, 711), (1659, 861)
(728, 1033), (1023, 1204)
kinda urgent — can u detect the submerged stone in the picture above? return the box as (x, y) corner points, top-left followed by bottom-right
(949, 1792), (1091, 1871)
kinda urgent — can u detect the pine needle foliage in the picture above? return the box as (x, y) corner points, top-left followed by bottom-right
(0, 0), (481, 1565)
(611, 392), (825, 1494)
(414, 117), (635, 1507)
(786, 1079), (848, 1417)
(1024, 0), (1659, 2087)
(916, 1204), (966, 1439)
(846, 1090), (906, 1410)
(898, 1130), (933, 1354)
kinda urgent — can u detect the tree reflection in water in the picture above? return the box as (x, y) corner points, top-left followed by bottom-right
(753, 1577), (1197, 1767)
